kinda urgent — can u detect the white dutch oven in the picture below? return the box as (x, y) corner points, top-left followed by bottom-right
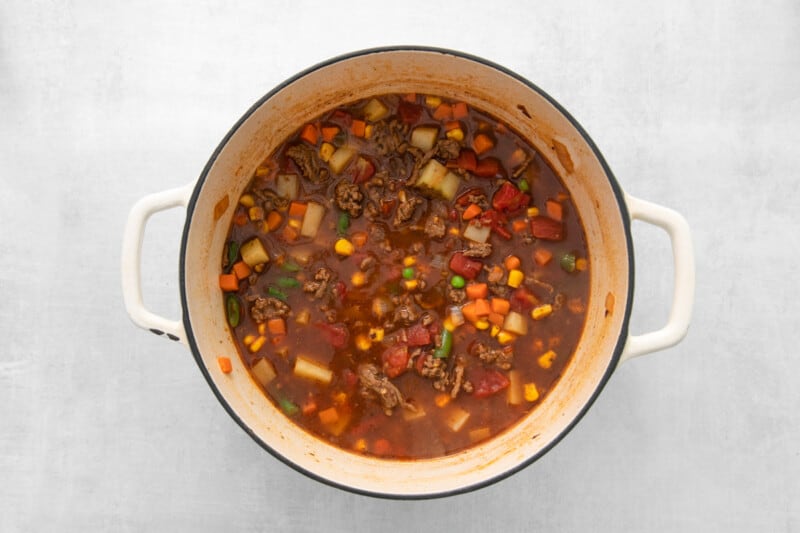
(121, 47), (694, 498)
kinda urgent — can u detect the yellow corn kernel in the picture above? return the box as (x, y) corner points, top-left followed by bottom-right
(239, 194), (255, 208)
(333, 392), (348, 405)
(403, 256), (417, 267)
(524, 383), (540, 402)
(368, 327), (384, 342)
(351, 271), (367, 287)
(446, 128), (464, 141)
(354, 333), (372, 351)
(295, 309), (310, 325)
(448, 226), (460, 236)
(248, 206), (264, 221)
(403, 279), (418, 291)
(576, 258), (588, 271)
(248, 335), (267, 353)
(531, 304), (553, 320)
(442, 317), (457, 332)
(288, 218), (302, 229)
(319, 142), (335, 162)
(425, 95), (442, 107)
(526, 207), (540, 217)
(254, 165), (271, 178)
(507, 269), (524, 288)
(490, 325), (501, 337)
(254, 263), (265, 273)
(538, 350), (557, 369)
(474, 318), (490, 330)
(364, 124), (373, 138)
(497, 330), (516, 345)
(334, 238), (354, 256)
(243, 334), (256, 346)
(434, 393), (451, 408)
(354, 438), (368, 452)
(258, 323), (267, 335)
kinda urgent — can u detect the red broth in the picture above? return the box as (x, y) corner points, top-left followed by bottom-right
(220, 93), (589, 459)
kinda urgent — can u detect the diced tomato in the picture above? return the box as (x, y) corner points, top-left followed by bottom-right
(530, 216), (565, 241)
(475, 157), (501, 178)
(472, 368), (510, 398)
(415, 352), (431, 374)
(382, 344), (410, 378)
(397, 100), (423, 124)
(406, 324), (432, 347)
(448, 149), (477, 173)
(350, 156), (375, 184)
(449, 252), (483, 280)
(330, 109), (353, 127)
(341, 368), (359, 390)
(492, 181), (530, 213)
(479, 210), (512, 240)
(510, 287), (537, 312)
(455, 187), (483, 207)
(333, 280), (347, 301)
(315, 322), (349, 349)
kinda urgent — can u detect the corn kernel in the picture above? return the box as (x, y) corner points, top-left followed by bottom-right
(239, 194), (255, 207)
(364, 124), (373, 138)
(334, 238), (354, 256)
(254, 165), (271, 178)
(258, 323), (267, 335)
(333, 392), (348, 405)
(403, 256), (417, 267)
(538, 350), (556, 369)
(446, 128), (464, 141)
(490, 325), (501, 337)
(524, 383), (540, 402)
(351, 271), (367, 287)
(354, 438), (368, 452)
(249, 335), (267, 352)
(368, 328), (384, 342)
(474, 318), (490, 330)
(576, 258), (588, 271)
(497, 330), (516, 345)
(526, 207), (540, 217)
(354, 333), (372, 351)
(248, 206), (264, 221)
(403, 279), (418, 291)
(507, 269), (524, 288)
(319, 142), (335, 162)
(448, 226), (460, 236)
(243, 334), (256, 346)
(442, 317), (456, 332)
(532, 304), (553, 320)
(425, 95), (442, 107)
(434, 393), (451, 408)
(288, 218), (302, 229)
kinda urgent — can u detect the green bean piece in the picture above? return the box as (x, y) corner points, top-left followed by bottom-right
(279, 398), (299, 416)
(226, 294), (241, 328)
(337, 212), (350, 236)
(280, 260), (301, 272)
(227, 241), (240, 268)
(277, 277), (301, 289)
(433, 329), (453, 359)
(268, 286), (288, 301)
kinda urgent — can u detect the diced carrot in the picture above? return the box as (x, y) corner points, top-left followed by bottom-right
(462, 203), (482, 221)
(299, 123), (318, 145)
(504, 255), (521, 271)
(546, 199), (564, 221)
(321, 126), (340, 142)
(511, 219), (528, 233)
(488, 312), (505, 327)
(474, 157), (500, 178)
(301, 396), (318, 416)
(281, 224), (299, 242)
(217, 356), (232, 374)
(372, 438), (392, 456)
(351, 231), (368, 248)
(490, 298), (511, 315)
(444, 120), (461, 132)
(233, 211), (248, 226)
(288, 201), (307, 218)
(318, 406), (339, 425)
(403, 93), (417, 102)
(434, 393), (451, 408)
(432, 103), (452, 121)
(232, 261), (251, 280)
(218, 273), (239, 292)
(265, 210), (283, 231)
(452, 102), (469, 119)
(465, 282), (488, 300)
(533, 248), (553, 266)
(461, 301), (479, 324)
(267, 317), (287, 336)
(351, 119), (366, 138)
(472, 133), (495, 155)
(473, 298), (491, 317)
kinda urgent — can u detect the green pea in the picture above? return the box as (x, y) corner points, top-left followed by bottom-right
(402, 267), (415, 280)
(560, 253), (577, 273)
(518, 178), (530, 193)
(450, 275), (466, 289)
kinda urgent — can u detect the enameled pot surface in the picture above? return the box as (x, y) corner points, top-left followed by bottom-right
(122, 47), (694, 498)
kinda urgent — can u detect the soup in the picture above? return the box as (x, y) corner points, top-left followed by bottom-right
(218, 93), (589, 459)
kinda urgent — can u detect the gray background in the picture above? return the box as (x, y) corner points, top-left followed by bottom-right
(2, 0), (798, 531)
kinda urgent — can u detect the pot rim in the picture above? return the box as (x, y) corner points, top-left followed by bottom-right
(178, 45), (635, 499)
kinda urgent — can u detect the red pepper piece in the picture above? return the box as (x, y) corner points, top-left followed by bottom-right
(449, 252), (483, 280)
(492, 181), (530, 213)
(397, 100), (423, 124)
(406, 323), (432, 347)
(382, 344), (410, 378)
(530, 216), (565, 241)
(472, 368), (510, 398)
(474, 157), (501, 178)
(314, 322), (349, 349)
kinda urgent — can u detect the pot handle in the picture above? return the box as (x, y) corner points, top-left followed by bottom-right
(121, 184), (194, 345)
(619, 194), (695, 364)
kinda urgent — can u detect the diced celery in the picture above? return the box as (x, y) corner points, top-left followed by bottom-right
(240, 237), (270, 267)
(251, 358), (277, 388)
(410, 126), (439, 151)
(300, 201), (325, 238)
(293, 356), (333, 384)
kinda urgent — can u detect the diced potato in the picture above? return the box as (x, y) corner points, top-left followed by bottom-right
(503, 311), (528, 336)
(507, 369), (523, 406)
(328, 146), (356, 174)
(402, 405), (427, 422)
(240, 237), (270, 267)
(300, 201), (325, 238)
(410, 126), (439, 151)
(251, 358), (276, 388)
(293, 356), (333, 384)
(363, 98), (389, 121)
(275, 173), (299, 199)
(414, 160), (461, 200)
(445, 406), (470, 432)
(469, 427), (491, 443)
(462, 221), (491, 243)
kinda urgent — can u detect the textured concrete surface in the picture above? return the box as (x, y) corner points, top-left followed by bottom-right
(1, 1), (798, 531)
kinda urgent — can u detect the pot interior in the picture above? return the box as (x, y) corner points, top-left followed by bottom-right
(180, 48), (632, 497)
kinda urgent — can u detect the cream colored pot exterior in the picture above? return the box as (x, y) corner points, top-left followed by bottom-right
(122, 48), (694, 498)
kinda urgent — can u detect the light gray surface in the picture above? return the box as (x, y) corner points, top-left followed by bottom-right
(2, 1), (798, 531)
